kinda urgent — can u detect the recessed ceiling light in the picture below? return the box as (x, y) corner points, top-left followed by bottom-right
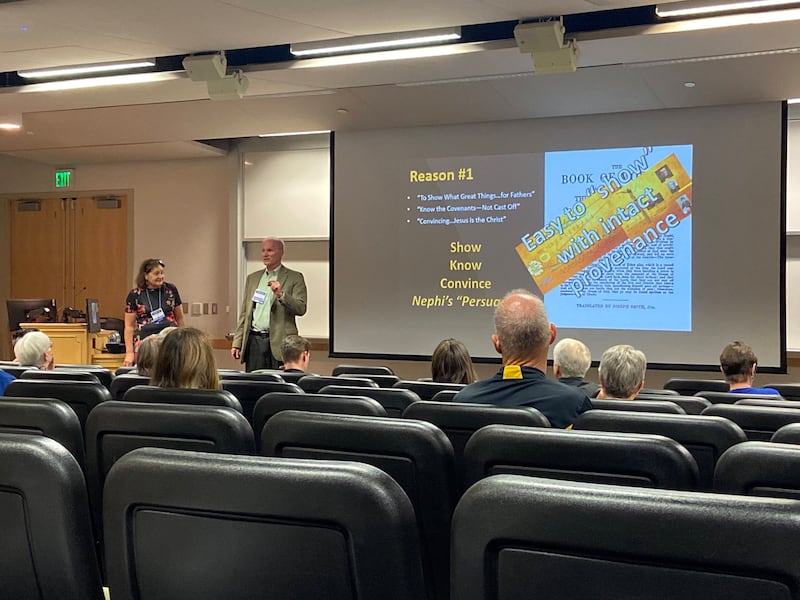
(684, 81), (696, 87)
(337, 108), (349, 114)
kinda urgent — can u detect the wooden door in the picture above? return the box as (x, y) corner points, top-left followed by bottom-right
(72, 195), (128, 318)
(9, 197), (68, 309)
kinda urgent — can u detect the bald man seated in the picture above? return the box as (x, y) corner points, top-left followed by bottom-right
(454, 289), (593, 428)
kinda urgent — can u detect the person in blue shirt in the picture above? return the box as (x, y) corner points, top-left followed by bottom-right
(719, 340), (780, 395)
(0, 369), (14, 395)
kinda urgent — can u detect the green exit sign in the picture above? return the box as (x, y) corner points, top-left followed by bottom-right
(54, 169), (74, 188)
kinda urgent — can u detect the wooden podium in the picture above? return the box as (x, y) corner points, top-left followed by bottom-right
(19, 322), (125, 369)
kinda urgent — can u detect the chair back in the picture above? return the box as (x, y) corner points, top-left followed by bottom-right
(696, 390), (781, 404)
(574, 410), (746, 490)
(464, 425), (699, 491)
(0, 364), (28, 378)
(109, 373), (150, 399)
(636, 393), (710, 415)
(394, 380), (465, 400)
(298, 374), (378, 393)
(253, 369), (307, 383)
(332, 364), (395, 376)
(319, 384), (420, 417)
(589, 398), (685, 414)
(341, 373), (401, 387)
(52, 364), (114, 389)
(114, 366), (136, 376)
(262, 411), (455, 600)
(218, 371), (284, 382)
(402, 400), (549, 492)
(0, 396), (85, 469)
(431, 389), (458, 402)
(5, 379), (111, 433)
(104, 448), (427, 600)
(0, 434), (103, 600)
(452, 474), (800, 600)
(222, 380), (303, 424)
(736, 398), (800, 409)
(764, 384), (800, 400)
(639, 388), (678, 395)
(122, 385), (242, 413)
(714, 441), (800, 499)
(702, 404), (800, 441)
(664, 378), (729, 395)
(771, 423), (800, 444)
(21, 369), (102, 385)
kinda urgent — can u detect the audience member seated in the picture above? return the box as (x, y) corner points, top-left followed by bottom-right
(597, 344), (647, 400)
(151, 327), (221, 390)
(454, 289), (592, 428)
(719, 340), (780, 395)
(0, 368), (13, 394)
(134, 334), (161, 377)
(10, 328), (36, 361)
(280, 334), (311, 373)
(14, 331), (54, 371)
(431, 338), (477, 384)
(552, 337), (599, 397)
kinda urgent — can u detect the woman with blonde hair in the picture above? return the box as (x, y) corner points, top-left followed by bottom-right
(431, 338), (477, 385)
(151, 327), (221, 390)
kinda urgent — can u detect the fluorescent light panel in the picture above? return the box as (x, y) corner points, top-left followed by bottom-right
(258, 130), (330, 137)
(18, 59), (156, 79)
(0, 114), (22, 130)
(789, 98), (800, 104)
(656, 0), (800, 17)
(290, 27), (460, 57)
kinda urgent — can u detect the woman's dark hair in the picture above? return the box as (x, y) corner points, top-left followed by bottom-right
(135, 258), (165, 289)
(431, 338), (477, 384)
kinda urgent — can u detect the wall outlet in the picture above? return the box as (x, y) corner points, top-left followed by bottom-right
(211, 303), (218, 315)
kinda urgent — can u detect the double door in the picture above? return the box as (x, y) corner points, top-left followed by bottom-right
(10, 195), (129, 321)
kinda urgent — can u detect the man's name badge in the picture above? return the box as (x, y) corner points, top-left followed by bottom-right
(252, 289), (268, 304)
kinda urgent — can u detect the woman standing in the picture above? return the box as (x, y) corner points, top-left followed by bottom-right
(123, 258), (185, 366)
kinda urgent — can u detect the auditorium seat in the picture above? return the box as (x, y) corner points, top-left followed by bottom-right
(771, 423), (800, 444)
(714, 441), (800, 499)
(86, 401), (255, 573)
(109, 373), (149, 399)
(341, 373), (401, 387)
(664, 378), (729, 395)
(402, 401), (549, 492)
(394, 380), (465, 400)
(222, 380), (303, 424)
(736, 398), (800, 409)
(332, 364), (395, 376)
(114, 366), (136, 376)
(0, 434), (103, 599)
(0, 396), (85, 470)
(638, 387), (679, 396)
(122, 385), (242, 413)
(574, 410), (746, 490)
(431, 389), (458, 402)
(635, 392), (710, 415)
(54, 364), (114, 390)
(695, 390), (781, 404)
(298, 374), (378, 393)
(452, 475), (800, 600)
(5, 379), (111, 433)
(702, 404), (800, 441)
(218, 371), (284, 382)
(589, 398), (685, 414)
(464, 425), (699, 491)
(319, 384), (420, 417)
(1, 364), (29, 378)
(764, 383), (800, 400)
(252, 369), (308, 384)
(261, 410), (455, 600)
(253, 392), (387, 450)
(21, 368), (102, 385)
(104, 448), (427, 600)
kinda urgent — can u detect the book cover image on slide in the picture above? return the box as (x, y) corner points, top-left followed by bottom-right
(515, 144), (693, 331)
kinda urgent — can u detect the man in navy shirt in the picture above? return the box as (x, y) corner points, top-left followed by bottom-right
(720, 340), (780, 395)
(455, 289), (592, 428)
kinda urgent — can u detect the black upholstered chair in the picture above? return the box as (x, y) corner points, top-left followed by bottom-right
(5, 379), (111, 433)
(103, 448), (427, 600)
(702, 404), (800, 441)
(635, 392), (710, 415)
(21, 368), (102, 385)
(664, 378), (728, 395)
(764, 384), (800, 400)
(122, 385), (242, 413)
(0, 396), (85, 470)
(0, 433), (103, 599)
(86, 401), (255, 572)
(736, 398), (800, 409)
(714, 441), (800, 499)
(695, 390), (781, 404)
(638, 387), (678, 395)
(109, 373), (150, 400)
(253, 369), (307, 384)
(298, 374), (379, 393)
(431, 389), (458, 403)
(337, 373), (401, 387)
(332, 364), (395, 376)
(402, 400), (549, 492)
(52, 364), (114, 389)
(218, 371), (284, 382)
(393, 380), (465, 400)
(589, 398), (685, 414)
(114, 366), (136, 376)
(0, 364), (28, 378)
(464, 425), (699, 491)
(261, 411), (455, 600)
(771, 423), (800, 444)
(574, 410), (746, 490)
(452, 475), (800, 600)
(222, 380), (303, 424)
(319, 384), (420, 417)
(253, 392), (387, 450)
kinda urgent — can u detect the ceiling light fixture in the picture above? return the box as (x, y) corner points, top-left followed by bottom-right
(0, 114), (22, 131)
(18, 58), (156, 79)
(258, 130), (331, 138)
(789, 98), (800, 103)
(656, 0), (800, 17)
(290, 27), (461, 57)
(16, 71), (182, 92)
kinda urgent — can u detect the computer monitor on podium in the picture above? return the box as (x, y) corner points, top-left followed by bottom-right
(86, 298), (101, 333)
(6, 298), (57, 332)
